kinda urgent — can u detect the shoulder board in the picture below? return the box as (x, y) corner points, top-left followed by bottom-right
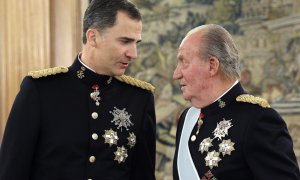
(28, 66), (69, 79)
(114, 75), (155, 92)
(236, 94), (270, 108)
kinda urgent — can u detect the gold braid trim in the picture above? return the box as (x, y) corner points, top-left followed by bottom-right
(115, 75), (155, 92)
(28, 66), (69, 79)
(236, 94), (270, 108)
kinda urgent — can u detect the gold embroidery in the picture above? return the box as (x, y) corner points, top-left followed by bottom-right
(77, 66), (86, 79)
(28, 66), (68, 79)
(236, 94), (270, 108)
(115, 75), (155, 92)
(217, 99), (226, 108)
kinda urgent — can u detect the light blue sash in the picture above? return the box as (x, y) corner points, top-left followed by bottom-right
(177, 107), (200, 180)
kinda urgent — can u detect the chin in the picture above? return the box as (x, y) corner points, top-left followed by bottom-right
(182, 94), (191, 101)
(114, 70), (126, 76)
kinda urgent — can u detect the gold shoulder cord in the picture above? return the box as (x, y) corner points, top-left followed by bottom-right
(236, 94), (270, 108)
(28, 66), (69, 79)
(115, 75), (155, 92)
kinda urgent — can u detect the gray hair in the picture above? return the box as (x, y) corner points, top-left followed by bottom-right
(82, 0), (142, 44)
(191, 24), (240, 81)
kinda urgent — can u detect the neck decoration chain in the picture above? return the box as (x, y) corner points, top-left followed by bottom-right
(191, 112), (204, 142)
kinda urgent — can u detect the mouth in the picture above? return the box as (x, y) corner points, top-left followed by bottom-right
(119, 62), (129, 68)
(180, 84), (186, 91)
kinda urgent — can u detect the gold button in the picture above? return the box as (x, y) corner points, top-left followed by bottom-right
(89, 156), (96, 163)
(92, 133), (98, 140)
(91, 112), (98, 119)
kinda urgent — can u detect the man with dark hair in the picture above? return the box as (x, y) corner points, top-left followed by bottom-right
(0, 0), (156, 179)
(172, 24), (300, 179)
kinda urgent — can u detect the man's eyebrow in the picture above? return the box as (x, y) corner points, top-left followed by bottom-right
(119, 37), (142, 44)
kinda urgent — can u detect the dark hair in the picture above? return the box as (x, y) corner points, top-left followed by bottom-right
(82, 0), (142, 44)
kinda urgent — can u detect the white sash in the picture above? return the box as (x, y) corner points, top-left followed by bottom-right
(177, 107), (200, 180)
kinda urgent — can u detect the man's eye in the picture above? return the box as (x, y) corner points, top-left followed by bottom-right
(121, 40), (130, 44)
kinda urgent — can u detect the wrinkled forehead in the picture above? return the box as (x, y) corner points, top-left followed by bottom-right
(178, 34), (202, 57)
(177, 46), (201, 61)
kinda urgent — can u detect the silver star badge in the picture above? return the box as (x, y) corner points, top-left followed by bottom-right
(218, 99), (226, 108)
(127, 132), (136, 148)
(213, 118), (232, 141)
(77, 66), (85, 79)
(199, 137), (213, 153)
(110, 107), (133, 131)
(205, 150), (222, 169)
(102, 129), (119, 147)
(219, 139), (235, 156)
(114, 146), (128, 163)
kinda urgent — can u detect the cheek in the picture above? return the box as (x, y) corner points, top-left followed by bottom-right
(104, 40), (123, 55)
(183, 66), (201, 84)
(184, 71), (197, 84)
(184, 67), (209, 90)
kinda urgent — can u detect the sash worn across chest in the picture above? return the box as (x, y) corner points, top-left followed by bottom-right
(177, 107), (200, 180)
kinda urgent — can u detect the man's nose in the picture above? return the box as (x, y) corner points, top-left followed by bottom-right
(126, 45), (138, 59)
(173, 65), (182, 80)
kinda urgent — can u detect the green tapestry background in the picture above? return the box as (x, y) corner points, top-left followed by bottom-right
(127, 0), (300, 179)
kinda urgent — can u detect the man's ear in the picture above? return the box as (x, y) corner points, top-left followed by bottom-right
(209, 56), (219, 76)
(86, 29), (98, 47)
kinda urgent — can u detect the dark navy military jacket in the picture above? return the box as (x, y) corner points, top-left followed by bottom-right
(0, 58), (156, 180)
(173, 83), (300, 180)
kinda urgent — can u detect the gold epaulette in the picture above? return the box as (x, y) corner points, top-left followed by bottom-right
(236, 94), (270, 108)
(114, 75), (155, 92)
(28, 66), (69, 79)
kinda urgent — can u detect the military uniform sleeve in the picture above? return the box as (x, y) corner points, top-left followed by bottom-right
(244, 108), (300, 179)
(0, 77), (41, 180)
(130, 91), (156, 180)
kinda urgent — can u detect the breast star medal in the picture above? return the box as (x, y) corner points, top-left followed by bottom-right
(199, 137), (213, 153)
(102, 129), (119, 147)
(114, 146), (128, 163)
(205, 150), (222, 169)
(199, 118), (235, 170)
(110, 107), (133, 131)
(127, 132), (136, 148)
(213, 118), (232, 140)
(219, 139), (235, 156)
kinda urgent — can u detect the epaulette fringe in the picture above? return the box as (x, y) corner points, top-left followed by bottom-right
(115, 75), (155, 92)
(236, 94), (270, 108)
(28, 66), (69, 79)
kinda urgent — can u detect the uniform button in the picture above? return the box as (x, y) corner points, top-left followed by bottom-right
(92, 133), (98, 140)
(91, 112), (98, 119)
(89, 156), (96, 163)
